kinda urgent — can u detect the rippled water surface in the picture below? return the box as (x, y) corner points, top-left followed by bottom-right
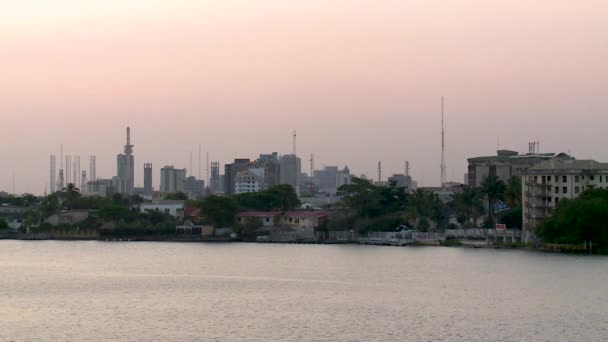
(1, 241), (608, 341)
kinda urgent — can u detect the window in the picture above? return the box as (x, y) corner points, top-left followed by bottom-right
(265, 217), (270, 223)
(575, 187), (580, 194)
(575, 176), (580, 182)
(548, 197), (552, 203)
(289, 217), (293, 222)
(590, 175), (595, 181)
(295, 219), (300, 224)
(555, 197), (559, 204)
(547, 176), (552, 181)
(555, 187), (559, 194)
(534, 176), (538, 182)
(563, 187), (567, 194)
(563, 176), (567, 182)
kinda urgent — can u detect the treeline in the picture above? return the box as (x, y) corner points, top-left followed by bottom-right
(538, 188), (608, 253)
(328, 176), (522, 233)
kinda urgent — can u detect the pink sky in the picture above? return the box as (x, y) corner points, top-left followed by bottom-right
(1, 0), (607, 194)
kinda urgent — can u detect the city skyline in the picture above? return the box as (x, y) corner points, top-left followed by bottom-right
(2, 1), (608, 194)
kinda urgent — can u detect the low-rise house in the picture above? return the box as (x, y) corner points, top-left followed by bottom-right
(44, 210), (92, 226)
(237, 211), (330, 229)
(237, 211), (281, 226)
(140, 200), (184, 217)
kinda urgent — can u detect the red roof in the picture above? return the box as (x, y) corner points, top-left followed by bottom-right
(284, 211), (330, 219)
(237, 211), (281, 218)
(183, 206), (202, 217)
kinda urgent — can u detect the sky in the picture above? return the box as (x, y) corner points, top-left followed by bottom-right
(1, 0), (607, 194)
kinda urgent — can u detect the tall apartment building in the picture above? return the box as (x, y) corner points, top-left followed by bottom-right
(522, 154), (608, 241)
(116, 127), (135, 195)
(210, 162), (221, 194)
(313, 166), (350, 194)
(224, 159), (252, 195)
(279, 154), (301, 190)
(160, 166), (187, 193)
(184, 176), (205, 198)
(234, 170), (263, 194)
(144, 163), (153, 197)
(468, 150), (554, 188)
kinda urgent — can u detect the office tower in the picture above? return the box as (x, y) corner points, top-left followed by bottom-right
(73, 155), (80, 189)
(80, 171), (88, 193)
(116, 127), (135, 194)
(184, 176), (204, 198)
(160, 166), (187, 193)
(210, 162), (220, 193)
(50, 155), (56, 193)
(279, 154), (301, 189)
(90, 156), (96, 182)
(66, 155), (72, 185)
(144, 163), (153, 197)
(224, 159), (251, 195)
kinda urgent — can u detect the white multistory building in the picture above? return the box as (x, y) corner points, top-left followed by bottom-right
(522, 154), (608, 241)
(234, 169), (263, 194)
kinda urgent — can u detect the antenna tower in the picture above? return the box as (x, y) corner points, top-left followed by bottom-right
(405, 161), (410, 177)
(441, 96), (447, 188)
(377, 161), (382, 183)
(293, 130), (297, 155)
(310, 154), (314, 178)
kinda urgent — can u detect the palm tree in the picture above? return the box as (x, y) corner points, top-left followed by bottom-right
(451, 187), (484, 228)
(504, 176), (522, 209)
(61, 183), (81, 209)
(405, 189), (441, 231)
(480, 175), (506, 225)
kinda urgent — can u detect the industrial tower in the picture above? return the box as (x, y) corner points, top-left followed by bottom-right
(440, 97), (447, 188)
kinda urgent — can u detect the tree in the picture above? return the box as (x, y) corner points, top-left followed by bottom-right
(0, 218), (8, 229)
(61, 183), (81, 209)
(451, 187), (484, 228)
(405, 189), (441, 231)
(480, 175), (506, 226)
(200, 195), (238, 227)
(504, 176), (522, 209)
(538, 188), (608, 252)
(164, 192), (189, 200)
(39, 193), (61, 217)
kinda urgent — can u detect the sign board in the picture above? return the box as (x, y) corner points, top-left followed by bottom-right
(495, 224), (506, 230)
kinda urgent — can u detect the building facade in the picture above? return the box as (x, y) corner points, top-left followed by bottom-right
(184, 176), (205, 198)
(160, 166), (187, 194)
(279, 154), (301, 190)
(144, 163), (153, 197)
(116, 127), (135, 194)
(234, 170), (263, 194)
(224, 159), (252, 195)
(468, 150), (554, 188)
(522, 155), (608, 240)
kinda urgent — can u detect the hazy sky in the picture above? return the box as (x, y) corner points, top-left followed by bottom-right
(1, 0), (607, 194)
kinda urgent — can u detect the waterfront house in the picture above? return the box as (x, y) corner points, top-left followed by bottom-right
(140, 200), (184, 218)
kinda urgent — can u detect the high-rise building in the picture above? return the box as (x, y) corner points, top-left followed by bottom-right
(73, 155), (80, 189)
(256, 153), (280, 190)
(210, 162), (221, 193)
(224, 159), (252, 195)
(279, 154), (301, 190)
(80, 171), (88, 193)
(234, 170), (263, 194)
(65, 155), (72, 185)
(50, 155), (56, 193)
(90, 156), (96, 182)
(144, 163), (153, 197)
(314, 166), (341, 194)
(57, 169), (65, 191)
(467, 150), (554, 188)
(184, 176), (205, 198)
(116, 127), (135, 194)
(160, 166), (187, 193)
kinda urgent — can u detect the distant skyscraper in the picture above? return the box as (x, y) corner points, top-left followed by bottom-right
(210, 162), (221, 193)
(160, 166), (186, 193)
(279, 154), (301, 190)
(50, 155), (56, 193)
(80, 171), (88, 193)
(65, 155), (72, 185)
(116, 127), (135, 194)
(184, 176), (204, 198)
(144, 163), (153, 197)
(90, 156), (96, 182)
(224, 159), (252, 195)
(73, 155), (80, 189)
(57, 169), (65, 191)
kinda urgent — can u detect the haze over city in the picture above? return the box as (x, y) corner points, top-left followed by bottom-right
(2, 0), (607, 194)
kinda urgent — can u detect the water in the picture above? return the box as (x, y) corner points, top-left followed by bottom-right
(1, 241), (607, 341)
